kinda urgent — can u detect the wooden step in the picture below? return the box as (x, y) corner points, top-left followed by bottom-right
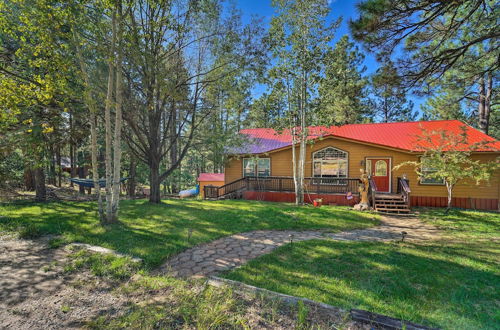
(375, 200), (407, 205)
(375, 207), (410, 213)
(375, 205), (409, 210)
(375, 200), (406, 205)
(375, 194), (404, 200)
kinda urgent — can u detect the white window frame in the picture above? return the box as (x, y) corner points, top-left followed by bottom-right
(242, 158), (271, 177)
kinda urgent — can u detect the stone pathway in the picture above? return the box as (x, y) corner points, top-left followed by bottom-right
(159, 215), (441, 278)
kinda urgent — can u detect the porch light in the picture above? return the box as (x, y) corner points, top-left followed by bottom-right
(401, 231), (407, 242)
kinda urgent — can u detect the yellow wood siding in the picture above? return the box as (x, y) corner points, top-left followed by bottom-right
(225, 136), (499, 200)
(199, 180), (224, 198)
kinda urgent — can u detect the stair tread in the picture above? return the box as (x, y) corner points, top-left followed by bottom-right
(376, 207), (410, 212)
(375, 201), (406, 204)
(376, 205), (409, 208)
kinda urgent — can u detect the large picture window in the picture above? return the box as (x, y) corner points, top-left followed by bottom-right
(243, 158), (270, 177)
(313, 147), (348, 181)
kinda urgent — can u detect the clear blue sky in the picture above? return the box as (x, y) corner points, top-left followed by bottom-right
(235, 0), (425, 116)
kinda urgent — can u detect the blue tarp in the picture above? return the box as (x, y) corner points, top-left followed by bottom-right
(70, 178), (127, 188)
(179, 184), (200, 198)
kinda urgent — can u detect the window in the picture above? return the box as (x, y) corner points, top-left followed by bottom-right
(375, 160), (387, 176)
(243, 159), (255, 177)
(243, 158), (270, 177)
(313, 147), (348, 183)
(420, 160), (445, 185)
(257, 159), (271, 177)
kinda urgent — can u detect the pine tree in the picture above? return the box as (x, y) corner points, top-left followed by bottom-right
(369, 61), (415, 122)
(318, 35), (369, 125)
(420, 87), (468, 121)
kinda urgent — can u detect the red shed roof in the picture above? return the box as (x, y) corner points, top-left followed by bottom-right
(198, 173), (225, 182)
(233, 120), (500, 154)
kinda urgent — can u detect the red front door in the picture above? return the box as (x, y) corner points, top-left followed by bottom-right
(367, 159), (390, 192)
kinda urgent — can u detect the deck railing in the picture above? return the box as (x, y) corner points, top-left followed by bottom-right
(368, 177), (377, 207)
(397, 177), (411, 207)
(204, 176), (361, 199)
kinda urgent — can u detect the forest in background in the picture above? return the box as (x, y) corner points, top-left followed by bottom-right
(0, 0), (498, 210)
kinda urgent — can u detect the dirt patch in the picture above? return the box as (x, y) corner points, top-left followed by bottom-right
(0, 236), (128, 329)
(0, 235), (371, 329)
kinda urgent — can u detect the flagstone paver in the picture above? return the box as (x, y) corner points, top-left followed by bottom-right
(159, 215), (440, 278)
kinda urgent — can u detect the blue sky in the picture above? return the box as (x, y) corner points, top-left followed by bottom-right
(235, 0), (426, 116)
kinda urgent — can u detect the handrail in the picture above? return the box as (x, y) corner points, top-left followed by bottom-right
(368, 177), (377, 208)
(398, 177), (411, 207)
(218, 177), (248, 198)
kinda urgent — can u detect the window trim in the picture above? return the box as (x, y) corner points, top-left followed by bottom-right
(312, 147), (349, 184)
(242, 157), (271, 177)
(419, 161), (445, 186)
(374, 160), (388, 176)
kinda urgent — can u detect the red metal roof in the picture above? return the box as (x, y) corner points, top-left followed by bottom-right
(235, 120), (500, 154)
(197, 173), (225, 182)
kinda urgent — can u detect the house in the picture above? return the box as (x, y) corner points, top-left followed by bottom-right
(204, 120), (500, 212)
(198, 173), (225, 198)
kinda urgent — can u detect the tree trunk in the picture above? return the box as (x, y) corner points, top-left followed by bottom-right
(78, 166), (86, 194)
(56, 146), (62, 187)
(295, 72), (307, 206)
(127, 156), (137, 197)
(446, 182), (453, 211)
(291, 130), (300, 206)
(24, 168), (35, 191)
(69, 111), (75, 188)
(34, 166), (46, 202)
(169, 102), (178, 193)
(48, 146), (56, 186)
(111, 1), (124, 221)
(90, 112), (103, 214)
(478, 75), (489, 134)
(104, 10), (117, 223)
(482, 73), (492, 135)
(149, 158), (161, 203)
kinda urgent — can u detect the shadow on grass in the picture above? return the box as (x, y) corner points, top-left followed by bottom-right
(417, 207), (499, 236)
(222, 239), (500, 329)
(0, 199), (376, 268)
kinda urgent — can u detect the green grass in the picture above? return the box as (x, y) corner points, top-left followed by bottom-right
(64, 249), (141, 280)
(222, 209), (500, 329)
(0, 199), (377, 267)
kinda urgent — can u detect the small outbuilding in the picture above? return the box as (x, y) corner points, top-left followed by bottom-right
(197, 173), (225, 198)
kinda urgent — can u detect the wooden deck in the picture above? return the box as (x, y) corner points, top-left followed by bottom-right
(205, 176), (412, 214)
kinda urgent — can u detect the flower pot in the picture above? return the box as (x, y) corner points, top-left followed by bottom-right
(313, 198), (322, 207)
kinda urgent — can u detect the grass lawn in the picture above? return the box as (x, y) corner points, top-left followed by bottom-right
(221, 209), (500, 329)
(0, 199), (377, 267)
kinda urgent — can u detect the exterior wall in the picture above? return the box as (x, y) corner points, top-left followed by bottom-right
(225, 136), (500, 210)
(199, 180), (224, 198)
